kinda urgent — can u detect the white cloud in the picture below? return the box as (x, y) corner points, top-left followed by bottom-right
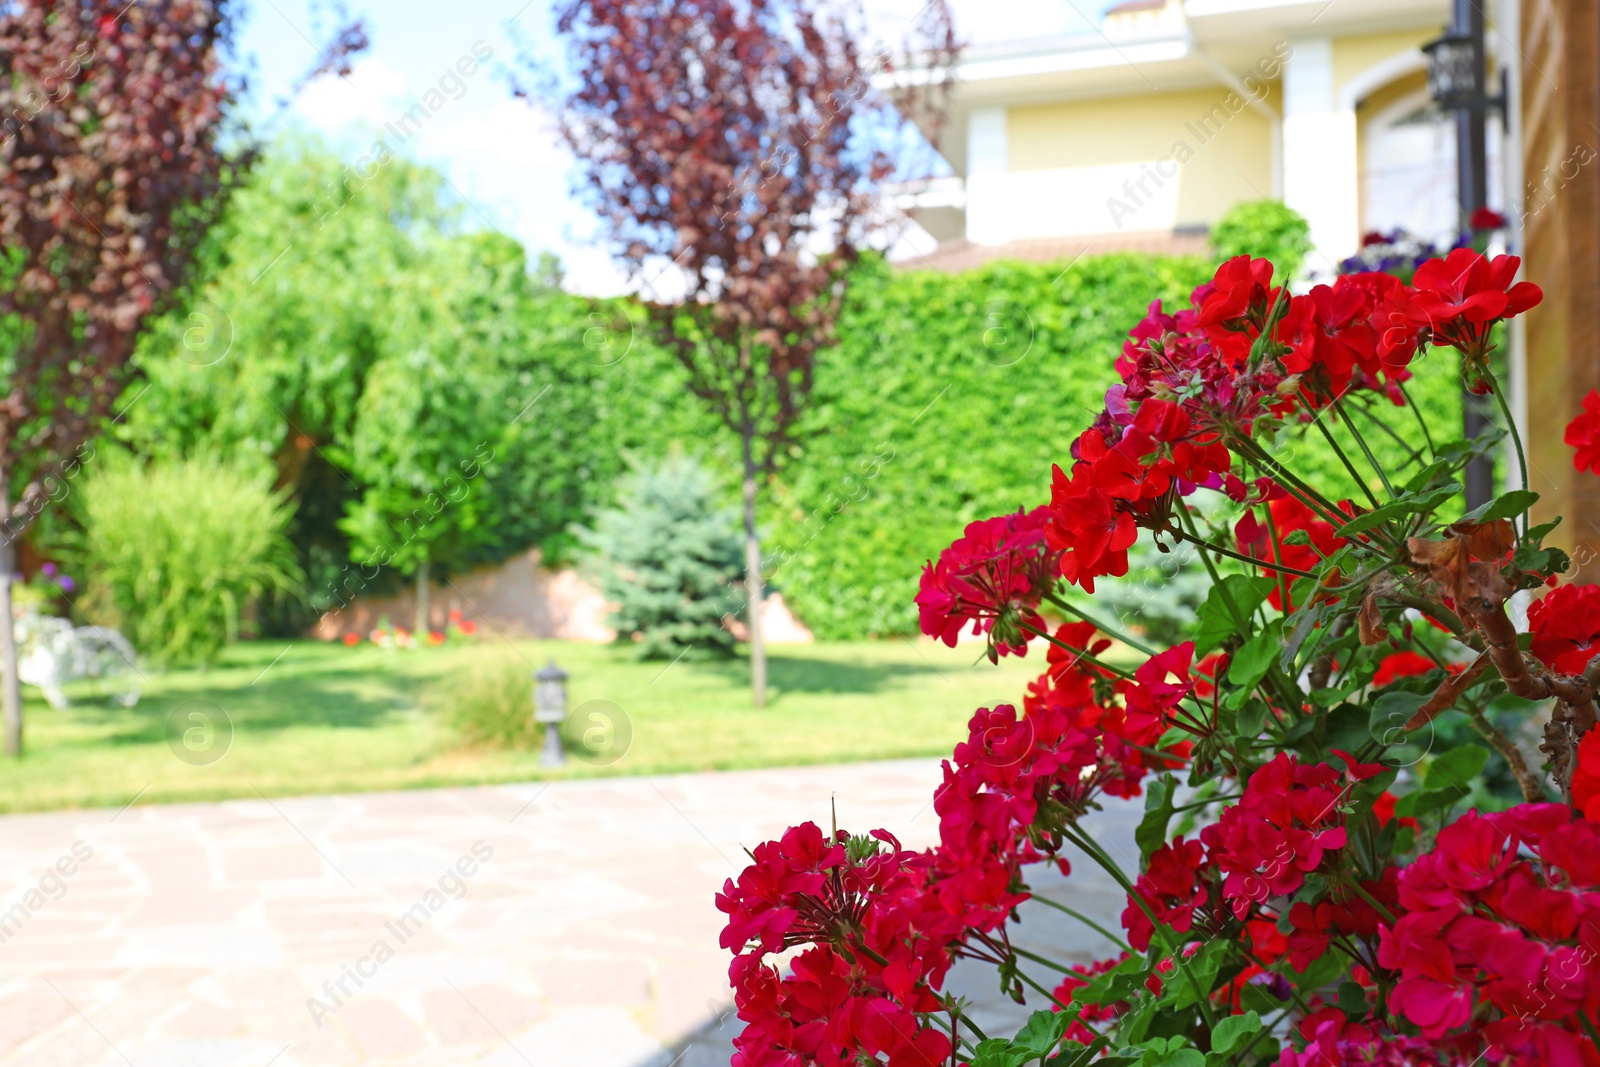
(291, 56), (409, 132)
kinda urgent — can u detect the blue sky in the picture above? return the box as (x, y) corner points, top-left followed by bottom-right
(234, 0), (1115, 294)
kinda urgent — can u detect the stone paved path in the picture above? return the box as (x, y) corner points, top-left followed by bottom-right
(0, 760), (1137, 1067)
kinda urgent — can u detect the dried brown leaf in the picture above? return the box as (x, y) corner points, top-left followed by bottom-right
(1357, 594), (1388, 646)
(1453, 518), (1516, 561)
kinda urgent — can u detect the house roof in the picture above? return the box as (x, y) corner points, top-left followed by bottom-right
(893, 230), (1213, 274)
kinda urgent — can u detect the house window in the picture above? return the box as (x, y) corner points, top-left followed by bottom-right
(1361, 89), (1501, 240)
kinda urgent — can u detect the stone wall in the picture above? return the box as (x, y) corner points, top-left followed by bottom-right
(310, 548), (813, 644)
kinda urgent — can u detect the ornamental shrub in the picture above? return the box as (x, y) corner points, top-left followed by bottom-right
(432, 651), (540, 749)
(1211, 199), (1313, 282)
(577, 451), (744, 659)
(721, 249), (1600, 1067)
(69, 452), (303, 665)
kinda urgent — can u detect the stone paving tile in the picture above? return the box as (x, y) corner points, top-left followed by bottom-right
(0, 759), (975, 1067)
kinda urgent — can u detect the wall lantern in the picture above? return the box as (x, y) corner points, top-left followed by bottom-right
(1422, 30), (1507, 126)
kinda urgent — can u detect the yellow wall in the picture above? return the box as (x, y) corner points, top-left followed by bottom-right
(1332, 27), (1440, 100)
(1006, 85), (1277, 228)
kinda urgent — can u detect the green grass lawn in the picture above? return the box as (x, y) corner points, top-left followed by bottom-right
(0, 637), (1041, 814)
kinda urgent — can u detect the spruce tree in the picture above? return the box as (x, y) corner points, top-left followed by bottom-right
(578, 454), (743, 659)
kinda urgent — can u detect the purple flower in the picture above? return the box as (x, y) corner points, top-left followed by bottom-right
(40, 562), (56, 577)
(57, 575), (75, 592)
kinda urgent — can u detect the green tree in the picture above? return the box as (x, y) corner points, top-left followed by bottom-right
(119, 136), (460, 625)
(577, 453), (743, 660)
(120, 137), (710, 629)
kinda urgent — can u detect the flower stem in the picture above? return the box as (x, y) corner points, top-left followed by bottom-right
(1060, 824), (1220, 1031)
(1340, 874), (1396, 925)
(1031, 894), (1132, 952)
(1012, 944), (1077, 975)
(1481, 367), (1530, 533)
(1328, 394), (1398, 500)
(1395, 378), (1437, 455)
(1228, 434), (1355, 530)
(1020, 621), (1135, 681)
(1163, 525), (1316, 579)
(1308, 396), (1386, 507)
(1044, 592), (1157, 656)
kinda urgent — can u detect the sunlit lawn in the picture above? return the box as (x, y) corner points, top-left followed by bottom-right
(0, 636), (1045, 814)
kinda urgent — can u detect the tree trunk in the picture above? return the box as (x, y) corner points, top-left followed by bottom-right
(415, 557), (431, 639)
(740, 424), (766, 708)
(0, 474), (22, 756)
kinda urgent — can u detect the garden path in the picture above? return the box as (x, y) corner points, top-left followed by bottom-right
(0, 759), (1135, 1067)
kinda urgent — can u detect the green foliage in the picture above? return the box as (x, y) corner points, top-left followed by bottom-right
(68, 452), (302, 665)
(107, 138), (1465, 649)
(119, 135), (709, 626)
(1210, 199), (1313, 281)
(767, 253), (1464, 638)
(577, 452), (744, 659)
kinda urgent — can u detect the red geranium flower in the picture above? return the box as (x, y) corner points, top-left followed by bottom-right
(1234, 494), (1346, 610)
(1469, 206), (1507, 231)
(1572, 728), (1600, 823)
(1201, 754), (1351, 917)
(1408, 249), (1543, 359)
(1565, 389), (1600, 474)
(916, 506), (1061, 660)
(1047, 462), (1136, 594)
(1527, 583), (1600, 675)
(1122, 836), (1210, 951)
(1379, 804), (1600, 1058)
(1372, 650), (1436, 687)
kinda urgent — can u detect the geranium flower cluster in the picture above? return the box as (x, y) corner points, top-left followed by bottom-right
(1203, 753), (1369, 917)
(717, 823), (964, 1067)
(1378, 805), (1600, 1065)
(917, 506), (1060, 660)
(721, 249), (1600, 1067)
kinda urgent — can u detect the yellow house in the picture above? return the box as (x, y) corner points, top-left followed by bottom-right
(896, 0), (1504, 272)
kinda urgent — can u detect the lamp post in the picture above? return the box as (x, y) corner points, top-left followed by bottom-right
(534, 660), (569, 767)
(1423, 2), (1509, 510)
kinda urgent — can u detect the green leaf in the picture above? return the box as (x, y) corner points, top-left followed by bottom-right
(1288, 945), (1345, 991)
(1143, 1048), (1204, 1067)
(1167, 941), (1226, 1011)
(1236, 698), (1269, 739)
(1526, 518), (1561, 543)
(1194, 576), (1275, 655)
(1227, 629), (1280, 692)
(1394, 787), (1459, 819)
(1014, 1009), (1069, 1058)
(1368, 691), (1428, 747)
(1422, 745), (1490, 792)
(1209, 1011), (1262, 1057)
(1462, 489), (1539, 524)
(1403, 458), (1453, 494)
(1337, 483), (1461, 536)
(1137, 776), (1178, 862)
(970, 1039), (1030, 1067)
(1280, 603), (1324, 673)
(1323, 702), (1370, 755)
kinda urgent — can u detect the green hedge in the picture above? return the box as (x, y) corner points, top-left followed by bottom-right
(768, 254), (1465, 638)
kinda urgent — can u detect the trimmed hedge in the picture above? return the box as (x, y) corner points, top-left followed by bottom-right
(767, 254), (1465, 638)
